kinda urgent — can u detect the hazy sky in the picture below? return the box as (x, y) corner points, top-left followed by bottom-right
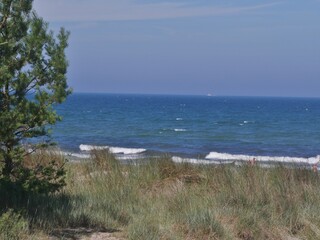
(34, 0), (320, 97)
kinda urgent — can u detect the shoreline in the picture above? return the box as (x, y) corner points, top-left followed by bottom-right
(53, 144), (320, 169)
(6, 148), (320, 239)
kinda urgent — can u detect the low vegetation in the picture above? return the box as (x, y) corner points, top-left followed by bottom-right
(1, 150), (320, 239)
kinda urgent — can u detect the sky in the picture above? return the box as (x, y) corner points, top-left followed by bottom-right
(34, 0), (320, 97)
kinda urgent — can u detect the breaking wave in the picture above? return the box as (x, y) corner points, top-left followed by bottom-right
(172, 156), (233, 165)
(205, 152), (320, 165)
(79, 144), (146, 155)
(173, 152), (320, 166)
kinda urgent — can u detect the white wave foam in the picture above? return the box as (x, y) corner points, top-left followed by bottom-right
(117, 154), (146, 160)
(68, 153), (91, 159)
(243, 121), (255, 124)
(205, 152), (320, 165)
(109, 147), (146, 155)
(80, 144), (108, 151)
(79, 144), (146, 155)
(174, 129), (187, 132)
(172, 156), (234, 165)
(176, 118), (183, 121)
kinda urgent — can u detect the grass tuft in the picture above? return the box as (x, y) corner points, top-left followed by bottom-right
(0, 209), (28, 240)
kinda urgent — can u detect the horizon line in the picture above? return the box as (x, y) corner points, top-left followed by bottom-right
(70, 91), (320, 99)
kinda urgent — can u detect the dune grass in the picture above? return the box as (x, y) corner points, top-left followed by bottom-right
(1, 150), (320, 239)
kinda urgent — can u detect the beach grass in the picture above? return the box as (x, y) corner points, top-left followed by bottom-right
(1, 150), (320, 239)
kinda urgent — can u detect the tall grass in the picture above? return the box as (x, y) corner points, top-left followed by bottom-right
(2, 150), (320, 239)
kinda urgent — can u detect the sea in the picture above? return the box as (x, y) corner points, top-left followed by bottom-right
(52, 93), (320, 166)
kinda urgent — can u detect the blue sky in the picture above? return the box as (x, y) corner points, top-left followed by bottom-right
(34, 0), (320, 97)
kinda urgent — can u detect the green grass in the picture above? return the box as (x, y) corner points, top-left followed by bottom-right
(0, 209), (28, 240)
(2, 150), (320, 239)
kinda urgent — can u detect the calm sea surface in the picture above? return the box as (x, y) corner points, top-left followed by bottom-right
(52, 93), (320, 161)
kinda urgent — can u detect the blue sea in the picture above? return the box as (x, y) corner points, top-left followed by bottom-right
(52, 93), (320, 164)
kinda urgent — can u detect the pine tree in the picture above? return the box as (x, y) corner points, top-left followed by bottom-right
(0, 0), (71, 192)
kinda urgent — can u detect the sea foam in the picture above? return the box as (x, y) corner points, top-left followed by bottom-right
(173, 153), (320, 166)
(67, 152), (91, 159)
(79, 144), (108, 151)
(174, 129), (187, 132)
(79, 144), (146, 155)
(205, 152), (320, 165)
(109, 147), (146, 155)
(172, 156), (232, 165)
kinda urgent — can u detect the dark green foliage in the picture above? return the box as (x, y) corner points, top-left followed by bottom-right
(0, 0), (71, 193)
